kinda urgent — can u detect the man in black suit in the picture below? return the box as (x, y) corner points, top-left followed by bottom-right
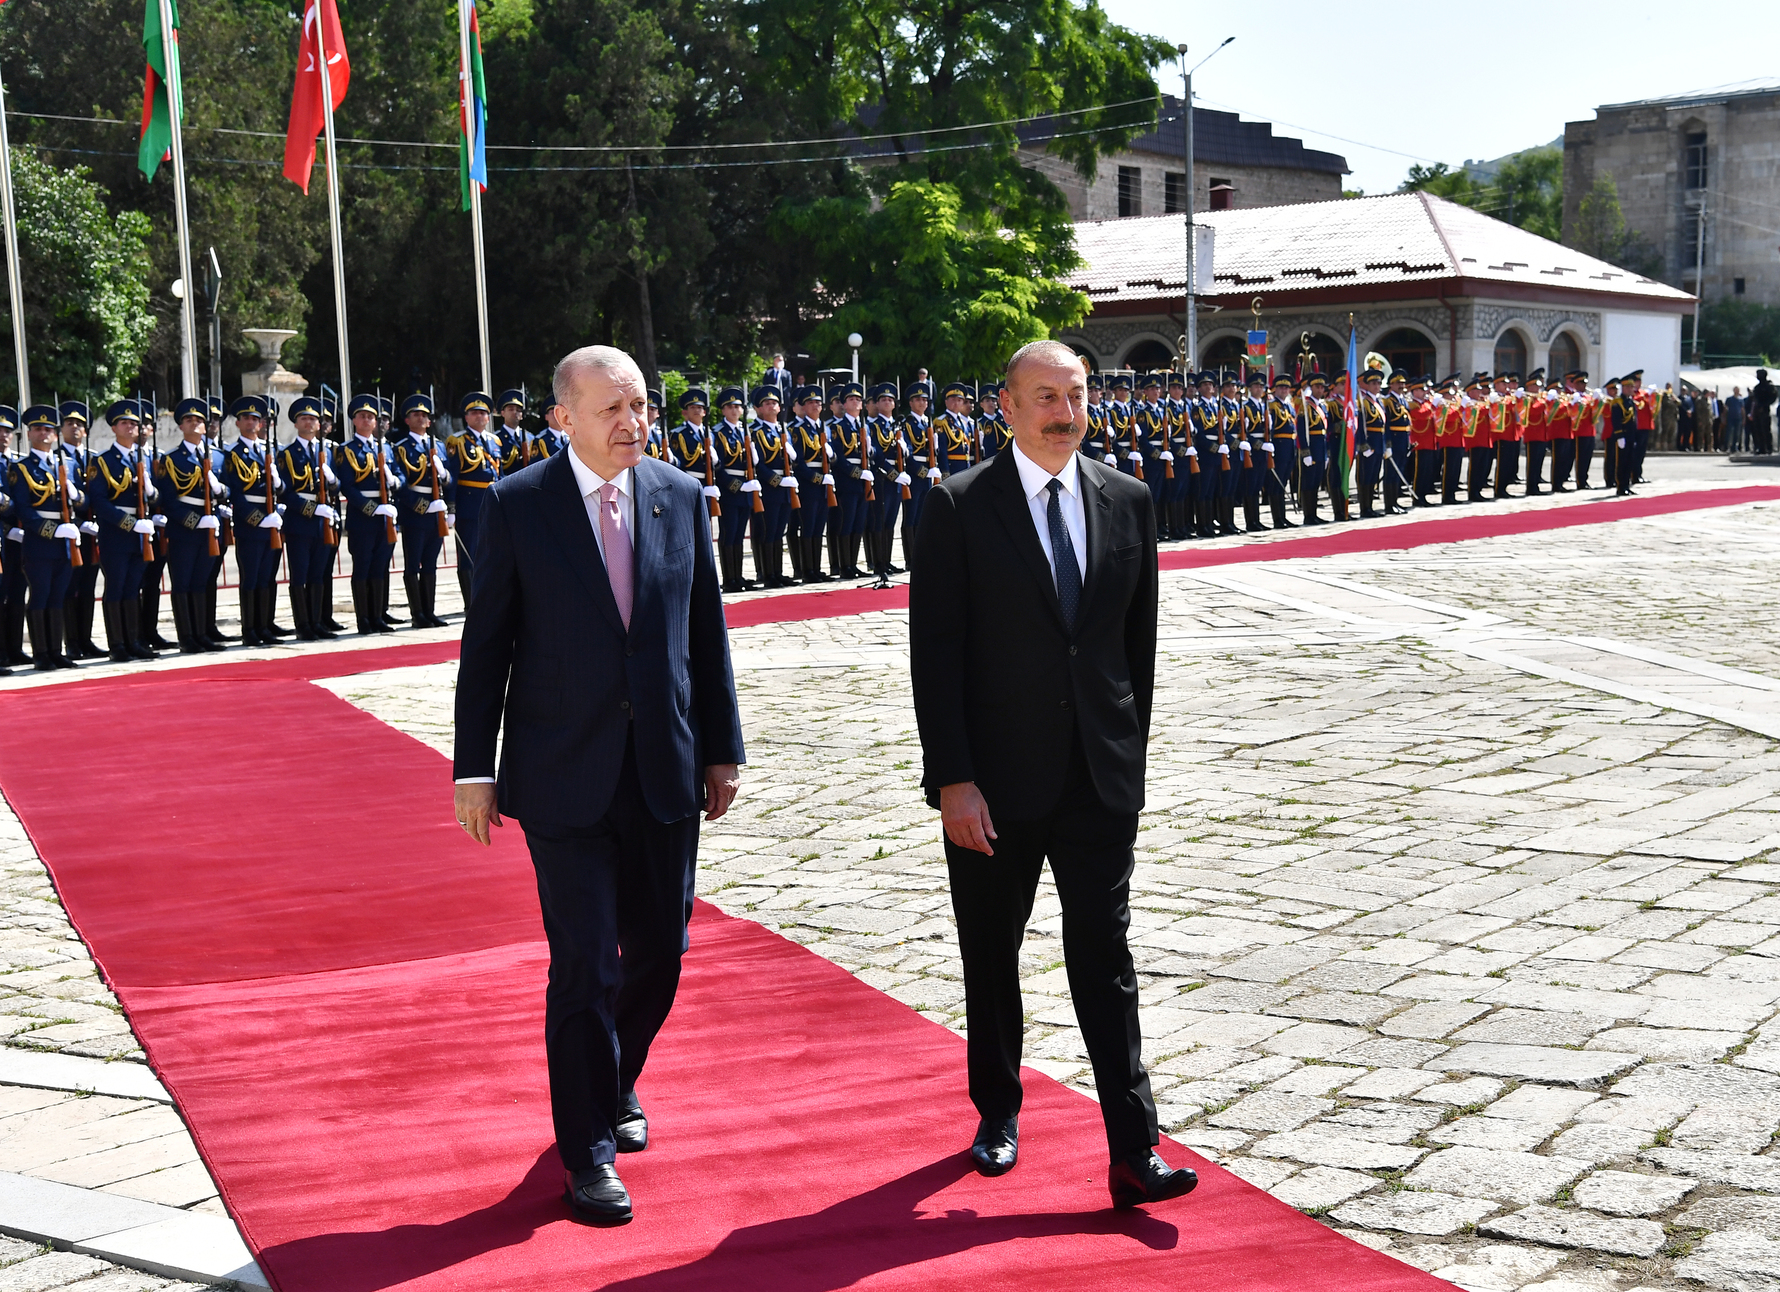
(453, 345), (745, 1227)
(910, 339), (1196, 1210)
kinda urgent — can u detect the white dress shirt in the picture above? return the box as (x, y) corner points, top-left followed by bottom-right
(563, 449), (634, 566)
(455, 453), (636, 788)
(1010, 441), (1085, 592)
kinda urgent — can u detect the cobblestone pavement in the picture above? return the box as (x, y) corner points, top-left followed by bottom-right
(4, 464), (1780, 1291)
(0, 1239), (213, 1292)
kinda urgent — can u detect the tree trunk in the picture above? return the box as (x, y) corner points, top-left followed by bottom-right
(625, 160), (659, 391)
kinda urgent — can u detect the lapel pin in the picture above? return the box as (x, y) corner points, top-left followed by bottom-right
(652, 503), (663, 516)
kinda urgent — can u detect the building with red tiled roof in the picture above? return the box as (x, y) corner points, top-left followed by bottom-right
(1059, 192), (1695, 388)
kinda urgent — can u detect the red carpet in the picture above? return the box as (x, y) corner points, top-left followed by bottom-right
(0, 670), (1449, 1290)
(2, 484), (1765, 1289)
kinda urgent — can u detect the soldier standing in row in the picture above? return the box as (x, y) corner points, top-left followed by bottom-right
(53, 402), (103, 658)
(863, 382), (909, 585)
(337, 393), (402, 634)
(277, 395), (341, 641)
(786, 385), (832, 583)
(89, 400), (158, 661)
(826, 381), (869, 580)
(711, 387), (757, 592)
(222, 395), (285, 647)
(446, 391), (502, 606)
(151, 399), (225, 653)
(7, 405), (83, 667)
(0, 406), (25, 668)
(391, 394), (451, 628)
(1264, 373), (1298, 530)
(1298, 371), (1331, 525)
(749, 386), (796, 588)
(1380, 370), (1412, 516)
(899, 380), (935, 571)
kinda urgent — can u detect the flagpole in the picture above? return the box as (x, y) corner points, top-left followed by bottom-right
(0, 54), (30, 406)
(315, 22), (351, 405)
(156, 0), (198, 397)
(456, 0), (491, 396)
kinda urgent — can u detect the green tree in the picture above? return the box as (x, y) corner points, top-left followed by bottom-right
(1697, 299), (1780, 363)
(1398, 149), (1560, 240)
(1569, 173), (1663, 279)
(0, 150), (154, 403)
(1399, 161), (1478, 203)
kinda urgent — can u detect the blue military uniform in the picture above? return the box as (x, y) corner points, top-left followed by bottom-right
(748, 386), (796, 588)
(824, 382), (871, 580)
(977, 384), (1011, 458)
(0, 405), (25, 668)
(1163, 374), (1195, 541)
(784, 386), (832, 584)
(7, 405), (85, 667)
(1355, 371), (1387, 518)
(1105, 375), (1139, 479)
(1133, 375), (1168, 535)
(277, 395), (341, 641)
(1263, 374), (1299, 530)
(151, 399), (228, 652)
(899, 381), (936, 573)
(335, 392), (403, 635)
(862, 382), (909, 585)
(445, 390), (501, 608)
(51, 401), (105, 659)
(934, 381), (976, 477)
(1297, 375), (1332, 526)
(1237, 373), (1269, 532)
(390, 393), (452, 628)
(1186, 373), (1220, 538)
(1380, 374), (1413, 515)
(222, 395), (286, 647)
(88, 400), (159, 661)
(494, 389), (529, 474)
(528, 394), (568, 463)
(1610, 378), (1637, 496)
(710, 388), (758, 592)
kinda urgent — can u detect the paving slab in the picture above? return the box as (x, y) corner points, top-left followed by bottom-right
(1570, 1169), (1695, 1217)
(1331, 1190), (1501, 1236)
(1405, 1147), (1592, 1205)
(0, 1052), (169, 1105)
(1672, 1230), (1780, 1292)
(1478, 1204), (1667, 1257)
(1676, 1194), (1780, 1238)
(1424, 1042), (1642, 1088)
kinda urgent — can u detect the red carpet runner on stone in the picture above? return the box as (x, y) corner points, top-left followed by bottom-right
(4, 485), (1766, 1289)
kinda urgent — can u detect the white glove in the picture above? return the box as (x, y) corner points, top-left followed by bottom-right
(143, 483), (158, 500)
(425, 498), (447, 514)
(79, 520), (100, 535)
(323, 465), (339, 486)
(152, 515), (167, 528)
(5, 527), (21, 542)
(1127, 450), (1143, 461)
(740, 479), (762, 493)
(132, 519), (155, 535)
(258, 513), (282, 530)
(926, 467), (941, 481)
(1160, 452), (1174, 462)
(895, 472), (912, 486)
(434, 454), (449, 474)
(1362, 447), (1375, 457)
(1302, 454), (1313, 465)
(1103, 453), (1117, 465)
(1218, 444), (1230, 456)
(1186, 447), (1197, 457)
(275, 503), (286, 514)
(701, 485), (721, 499)
(1262, 443), (1275, 455)
(1617, 437), (1626, 448)
(824, 473), (838, 486)
(218, 506), (233, 520)
(445, 512), (456, 529)
(270, 467), (285, 490)
(373, 503), (398, 519)
(383, 466), (400, 486)
(315, 505), (338, 522)
(781, 477), (799, 489)
(197, 515), (221, 531)
(209, 472), (227, 493)
(1383, 447), (1393, 459)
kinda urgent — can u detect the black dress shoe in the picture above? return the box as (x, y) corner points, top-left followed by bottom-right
(970, 1116), (1018, 1177)
(615, 1093), (648, 1153)
(564, 1164), (632, 1226)
(1108, 1149), (1198, 1209)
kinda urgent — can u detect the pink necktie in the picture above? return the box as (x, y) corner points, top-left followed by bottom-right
(599, 481), (633, 629)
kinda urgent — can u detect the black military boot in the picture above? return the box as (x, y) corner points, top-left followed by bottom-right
(848, 532), (866, 579)
(239, 588), (265, 646)
(139, 585), (173, 649)
(787, 529), (806, 582)
(420, 571), (448, 626)
(289, 583), (317, 640)
(28, 608), (53, 670)
(899, 522), (918, 575)
(68, 595), (101, 659)
(121, 600), (156, 659)
(1242, 498), (1265, 533)
(883, 528), (904, 575)
(201, 584), (228, 643)
(456, 560), (472, 610)
(102, 602), (131, 663)
(5, 600), (28, 664)
(44, 608), (77, 668)
(803, 531), (831, 583)
(309, 582), (339, 639)
(403, 573), (424, 627)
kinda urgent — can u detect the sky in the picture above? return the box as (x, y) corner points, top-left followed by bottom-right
(1101, 0), (1778, 196)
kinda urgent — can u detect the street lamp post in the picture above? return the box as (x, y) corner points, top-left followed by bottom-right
(1178, 37), (1233, 372)
(848, 332), (863, 385)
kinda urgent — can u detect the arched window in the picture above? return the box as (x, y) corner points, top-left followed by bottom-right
(1281, 332), (1342, 383)
(1374, 328), (1437, 380)
(1065, 342), (1098, 373)
(1548, 330), (1582, 378)
(1199, 334), (1247, 373)
(1494, 330), (1528, 375)
(1122, 339), (1175, 371)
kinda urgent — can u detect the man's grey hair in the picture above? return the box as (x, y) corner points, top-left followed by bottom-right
(1003, 340), (1086, 393)
(553, 345), (643, 408)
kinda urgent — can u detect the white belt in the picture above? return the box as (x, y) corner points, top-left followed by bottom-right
(297, 492), (316, 501)
(34, 509), (63, 520)
(176, 496), (208, 506)
(403, 484), (434, 494)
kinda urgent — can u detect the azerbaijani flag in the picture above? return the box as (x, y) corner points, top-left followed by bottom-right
(1330, 326), (1359, 502)
(458, 0), (488, 211)
(138, 0), (180, 180)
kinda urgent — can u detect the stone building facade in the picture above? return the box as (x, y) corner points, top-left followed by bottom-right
(1019, 95), (1347, 222)
(1564, 79), (1780, 310)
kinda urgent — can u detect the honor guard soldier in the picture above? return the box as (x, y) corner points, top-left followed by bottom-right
(1464, 374), (1496, 503)
(710, 387), (758, 591)
(53, 401), (102, 658)
(1299, 371), (1331, 525)
(863, 381), (909, 584)
(1593, 372), (1617, 489)
(1105, 373), (1139, 477)
(89, 400), (159, 661)
(391, 393), (451, 628)
(337, 392), (402, 634)
(1492, 373), (1520, 500)
(222, 396), (285, 646)
(1237, 370), (1269, 531)
(1608, 374), (1635, 495)
(667, 385), (715, 489)
(1264, 373), (1299, 530)
(151, 398), (226, 653)
(645, 388), (665, 456)
(278, 395), (341, 641)
(935, 381), (976, 476)
(1214, 370), (1242, 534)
(1188, 371), (1220, 537)
(1408, 374), (1441, 506)
(1353, 366), (1387, 518)
(977, 383), (1011, 457)
(134, 396), (176, 650)
(7, 404), (84, 667)
(749, 386), (796, 588)
(494, 389), (528, 473)
(825, 381), (870, 580)
(899, 380), (937, 569)
(1381, 370), (1413, 514)
(1521, 370), (1550, 495)
(0, 405), (25, 668)
(1085, 373), (1108, 458)
(1549, 371), (1581, 491)
(530, 394), (569, 462)
(1163, 372), (1194, 541)
(446, 391), (502, 606)
(786, 385), (832, 583)
(1435, 374), (1465, 505)
(1133, 373), (1168, 530)
(1627, 369), (1654, 487)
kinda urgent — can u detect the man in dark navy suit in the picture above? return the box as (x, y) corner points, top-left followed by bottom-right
(453, 344), (745, 1227)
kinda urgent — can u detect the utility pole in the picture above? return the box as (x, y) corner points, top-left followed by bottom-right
(1178, 38), (1233, 372)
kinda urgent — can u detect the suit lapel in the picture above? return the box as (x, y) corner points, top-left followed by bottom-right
(1077, 454), (1112, 616)
(630, 458), (672, 618)
(538, 452), (626, 636)
(985, 450), (1067, 632)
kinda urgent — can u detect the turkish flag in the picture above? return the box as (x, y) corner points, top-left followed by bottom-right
(282, 0), (350, 192)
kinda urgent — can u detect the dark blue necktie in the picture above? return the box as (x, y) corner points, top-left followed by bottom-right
(1046, 478), (1080, 629)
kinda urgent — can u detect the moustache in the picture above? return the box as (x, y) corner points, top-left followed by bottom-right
(1040, 420), (1082, 437)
